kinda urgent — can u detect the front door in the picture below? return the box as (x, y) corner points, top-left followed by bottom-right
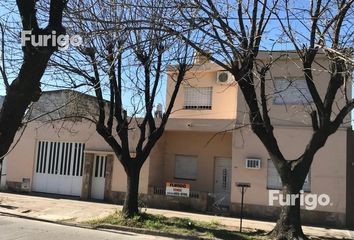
(91, 155), (107, 200)
(213, 157), (232, 210)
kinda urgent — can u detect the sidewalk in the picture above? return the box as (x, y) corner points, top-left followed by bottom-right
(0, 192), (352, 239)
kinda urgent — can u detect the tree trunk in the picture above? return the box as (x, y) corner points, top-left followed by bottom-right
(0, 0), (67, 165)
(0, 53), (51, 161)
(270, 184), (308, 240)
(122, 166), (141, 217)
(0, 159), (2, 189)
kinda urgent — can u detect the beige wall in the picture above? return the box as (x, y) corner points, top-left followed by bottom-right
(6, 120), (112, 186)
(165, 118), (236, 133)
(5, 125), (38, 185)
(111, 155), (150, 194)
(236, 56), (351, 127)
(167, 54), (351, 127)
(5, 119), (150, 194)
(166, 70), (238, 119)
(158, 131), (232, 192)
(232, 126), (347, 214)
(148, 136), (166, 187)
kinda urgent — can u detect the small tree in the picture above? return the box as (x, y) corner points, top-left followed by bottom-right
(0, 0), (68, 179)
(167, 0), (353, 239)
(53, 0), (191, 217)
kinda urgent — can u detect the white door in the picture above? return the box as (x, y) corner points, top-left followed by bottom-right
(214, 158), (232, 209)
(91, 155), (107, 200)
(32, 141), (85, 196)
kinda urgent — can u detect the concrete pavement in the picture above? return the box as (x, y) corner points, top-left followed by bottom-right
(0, 192), (352, 239)
(0, 215), (172, 240)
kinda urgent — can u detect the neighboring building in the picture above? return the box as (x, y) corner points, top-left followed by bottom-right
(1, 52), (353, 228)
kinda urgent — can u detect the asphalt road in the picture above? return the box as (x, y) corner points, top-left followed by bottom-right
(0, 215), (173, 240)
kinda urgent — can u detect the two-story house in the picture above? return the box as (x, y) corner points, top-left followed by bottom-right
(1, 51), (353, 228)
(158, 51), (352, 227)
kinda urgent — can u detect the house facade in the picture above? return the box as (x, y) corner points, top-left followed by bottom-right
(1, 52), (353, 228)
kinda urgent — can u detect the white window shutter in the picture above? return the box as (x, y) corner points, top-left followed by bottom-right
(174, 155), (198, 180)
(267, 159), (311, 191)
(274, 79), (313, 104)
(267, 160), (282, 189)
(184, 87), (212, 109)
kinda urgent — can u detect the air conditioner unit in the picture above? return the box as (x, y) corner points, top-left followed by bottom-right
(216, 71), (234, 84)
(245, 158), (261, 169)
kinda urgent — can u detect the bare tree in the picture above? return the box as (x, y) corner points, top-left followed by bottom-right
(165, 0), (353, 239)
(0, 0), (68, 181)
(52, 0), (191, 217)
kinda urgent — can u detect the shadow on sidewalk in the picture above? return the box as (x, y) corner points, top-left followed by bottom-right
(1, 191), (106, 204)
(0, 204), (18, 210)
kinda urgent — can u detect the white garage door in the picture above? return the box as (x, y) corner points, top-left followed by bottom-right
(32, 141), (85, 196)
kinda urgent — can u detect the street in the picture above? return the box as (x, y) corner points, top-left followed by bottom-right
(0, 215), (173, 240)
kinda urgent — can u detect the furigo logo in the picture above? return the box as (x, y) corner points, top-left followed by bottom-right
(269, 190), (332, 210)
(21, 30), (83, 51)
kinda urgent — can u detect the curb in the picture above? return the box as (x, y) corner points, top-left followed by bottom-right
(0, 211), (205, 239)
(96, 224), (206, 239)
(0, 211), (93, 229)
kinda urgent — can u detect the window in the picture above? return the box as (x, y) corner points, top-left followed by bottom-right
(184, 87), (212, 110)
(245, 158), (261, 169)
(35, 141), (85, 176)
(174, 155), (198, 180)
(273, 79), (313, 105)
(267, 159), (310, 191)
(94, 155), (107, 178)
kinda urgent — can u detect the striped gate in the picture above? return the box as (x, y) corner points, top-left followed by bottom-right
(32, 141), (85, 196)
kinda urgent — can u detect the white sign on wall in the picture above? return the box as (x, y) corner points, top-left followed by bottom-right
(166, 182), (190, 197)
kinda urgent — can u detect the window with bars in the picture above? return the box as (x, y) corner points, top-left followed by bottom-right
(273, 79), (313, 105)
(267, 159), (310, 191)
(35, 141), (85, 177)
(94, 155), (107, 178)
(184, 87), (212, 110)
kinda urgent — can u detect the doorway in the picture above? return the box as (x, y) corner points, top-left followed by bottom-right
(213, 157), (232, 210)
(91, 155), (107, 200)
